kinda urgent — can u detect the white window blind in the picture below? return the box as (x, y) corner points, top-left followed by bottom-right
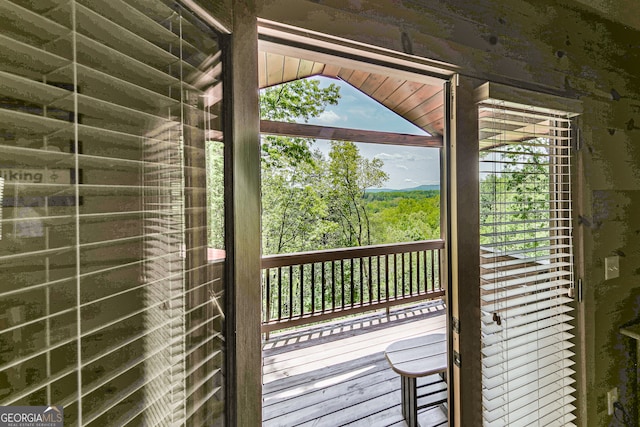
(0, 0), (226, 425)
(478, 98), (577, 427)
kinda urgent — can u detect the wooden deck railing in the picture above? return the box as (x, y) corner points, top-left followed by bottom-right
(261, 240), (445, 333)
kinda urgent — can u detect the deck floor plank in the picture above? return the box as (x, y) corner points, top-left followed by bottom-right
(262, 302), (448, 427)
(263, 308), (446, 382)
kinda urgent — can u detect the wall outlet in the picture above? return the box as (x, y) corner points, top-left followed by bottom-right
(607, 387), (619, 415)
(605, 256), (620, 280)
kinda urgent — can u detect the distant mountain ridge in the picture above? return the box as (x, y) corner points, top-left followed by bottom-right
(366, 184), (440, 193)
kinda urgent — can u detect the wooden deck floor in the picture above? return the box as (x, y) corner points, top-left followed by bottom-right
(262, 301), (448, 427)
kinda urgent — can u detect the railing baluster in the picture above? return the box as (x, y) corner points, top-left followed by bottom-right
(322, 262), (326, 313)
(435, 249), (439, 291)
(425, 251), (429, 291)
(289, 265), (293, 319)
(377, 255), (381, 303)
(393, 254), (397, 299)
(385, 255), (389, 302)
(417, 251), (421, 294)
(426, 250), (430, 293)
(278, 267), (282, 320)
(359, 257), (364, 306)
(350, 258), (355, 306)
(332, 261), (336, 311)
(422, 251), (430, 292)
(265, 269), (271, 324)
(341, 259), (345, 309)
(432, 249), (436, 292)
(300, 264), (304, 316)
(311, 262), (316, 314)
(409, 252), (413, 296)
(401, 253), (406, 297)
(369, 256), (373, 303)
(426, 249), (431, 292)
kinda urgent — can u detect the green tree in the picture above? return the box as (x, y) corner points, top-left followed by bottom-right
(260, 79), (340, 168)
(368, 194), (440, 243)
(260, 79), (340, 255)
(261, 150), (336, 254)
(326, 141), (389, 247)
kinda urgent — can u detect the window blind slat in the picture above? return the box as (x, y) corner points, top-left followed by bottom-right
(483, 366), (575, 401)
(539, 407), (578, 426)
(480, 234), (570, 248)
(77, 0), (183, 47)
(480, 279), (572, 301)
(481, 297), (573, 323)
(479, 104), (574, 122)
(484, 377), (576, 418)
(482, 313), (574, 348)
(81, 362), (173, 425)
(481, 261), (571, 281)
(482, 287), (570, 313)
(483, 350), (575, 389)
(1, 366), (77, 406)
(73, 2), (196, 74)
(499, 394), (576, 427)
(482, 333), (574, 369)
(480, 210), (572, 221)
(481, 226), (571, 239)
(481, 253), (571, 271)
(480, 244), (572, 259)
(50, 33), (179, 89)
(0, 1), (70, 43)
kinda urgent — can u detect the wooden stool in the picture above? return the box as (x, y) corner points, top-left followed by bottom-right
(385, 333), (447, 427)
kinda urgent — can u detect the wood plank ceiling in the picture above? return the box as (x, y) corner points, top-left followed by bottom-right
(258, 51), (445, 136)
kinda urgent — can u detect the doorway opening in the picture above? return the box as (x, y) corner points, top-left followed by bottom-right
(256, 29), (452, 427)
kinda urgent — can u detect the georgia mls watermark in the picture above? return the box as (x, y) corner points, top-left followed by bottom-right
(0, 406), (63, 427)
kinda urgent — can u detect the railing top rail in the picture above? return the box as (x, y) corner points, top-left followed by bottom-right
(261, 239), (445, 269)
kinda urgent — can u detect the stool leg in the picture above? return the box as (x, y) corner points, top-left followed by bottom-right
(401, 376), (418, 427)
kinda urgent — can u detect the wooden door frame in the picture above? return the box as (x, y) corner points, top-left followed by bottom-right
(445, 75), (483, 426)
(226, 4), (262, 427)
(258, 20), (459, 425)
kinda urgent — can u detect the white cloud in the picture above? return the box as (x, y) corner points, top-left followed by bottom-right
(374, 152), (428, 162)
(314, 110), (343, 124)
(395, 165), (409, 170)
(375, 152), (402, 160)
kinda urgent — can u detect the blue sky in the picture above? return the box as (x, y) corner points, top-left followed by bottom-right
(301, 76), (441, 189)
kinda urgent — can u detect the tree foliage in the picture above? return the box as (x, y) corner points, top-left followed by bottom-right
(367, 193), (440, 243)
(260, 79), (340, 168)
(258, 78), (439, 256)
(261, 150), (335, 254)
(327, 141), (388, 247)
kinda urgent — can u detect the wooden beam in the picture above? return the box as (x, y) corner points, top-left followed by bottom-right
(260, 120), (443, 147)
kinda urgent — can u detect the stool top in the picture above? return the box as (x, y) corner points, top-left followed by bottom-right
(384, 333), (447, 378)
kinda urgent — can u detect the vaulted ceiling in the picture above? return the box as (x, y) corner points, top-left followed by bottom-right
(258, 50), (570, 148)
(257, 51), (445, 136)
